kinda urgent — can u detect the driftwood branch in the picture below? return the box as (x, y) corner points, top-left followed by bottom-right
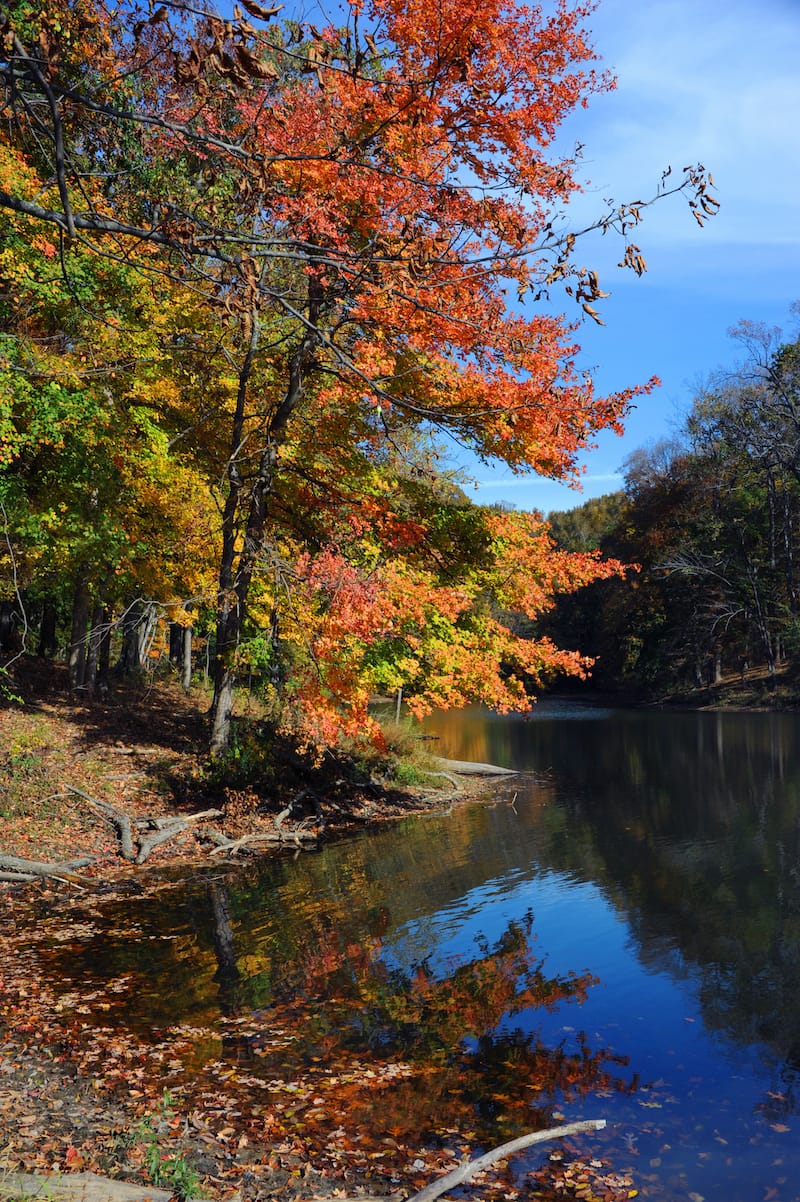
(274, 792), (302, 829)
(135, 822), (185, 864)
(64, 785), (137, 860)
(0, 853), (95, 886)
(64, 785), (222, 863)
(206, 827), (317, 856)
(146, 808), (221, 831)
(134, 809), (223, 863)
(434, 757), (518, 777)
(406, 1120), (608, 1202)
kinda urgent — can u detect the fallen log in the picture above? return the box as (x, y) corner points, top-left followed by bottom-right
(135, 820), (186, 864)
(63, 785), (222, 863)
(206, 827), (317, 856)
(64, 785), (137, 860)
(0, 853), (95, 885)
(0, 1171), (201, 1202)
(146, 808), (220, 831)
(435, 757), (518, 776)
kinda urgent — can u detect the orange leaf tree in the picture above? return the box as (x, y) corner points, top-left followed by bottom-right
(0, 0), (717, 748)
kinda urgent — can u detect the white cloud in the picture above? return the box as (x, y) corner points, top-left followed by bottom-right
(556, 0), (800, 249)
(455, 0), (800, 513)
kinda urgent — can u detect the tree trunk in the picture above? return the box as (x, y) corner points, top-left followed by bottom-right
(180, 623), (193, 692)
(37, 599), (58, 658)
(168, 617), (194, 690)
(116, 599), (143, 676)
(209, 437), (279, 754)
(0, 599), (18, 653)
(137, 603), (158, 667)
(169, 621), (184, 666)
(83, 602), (105, 698)
(98, 606), (112, 697)
(68, 575), (91, 691)
(210, 665), (236, 756)
(116, 600), (157, 675)
(208, 301), (321, 754)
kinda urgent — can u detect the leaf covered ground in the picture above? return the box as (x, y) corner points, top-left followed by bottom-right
(0, 661), (473, 880)
(2, 669), (634, 1202)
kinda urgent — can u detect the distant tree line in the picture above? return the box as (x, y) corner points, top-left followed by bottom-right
(545, 312), (800, 697)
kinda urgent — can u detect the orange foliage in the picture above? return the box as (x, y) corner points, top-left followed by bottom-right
(0, 0), (715, 750)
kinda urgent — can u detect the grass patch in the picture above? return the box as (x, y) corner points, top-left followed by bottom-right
(116, 1091), (202, 1200)
(352, 718), (448, 789)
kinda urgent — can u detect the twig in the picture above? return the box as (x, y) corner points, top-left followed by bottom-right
(406, 1119), (608, 1202)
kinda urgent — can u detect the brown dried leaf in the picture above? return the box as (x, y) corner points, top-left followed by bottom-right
(234, 43), (279, 80)
(239, 0), (284, 20)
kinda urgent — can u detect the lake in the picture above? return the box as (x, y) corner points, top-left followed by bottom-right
(16, 700), (800, 1201)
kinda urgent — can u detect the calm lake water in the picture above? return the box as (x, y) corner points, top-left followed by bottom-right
(21, 701), (800, 1200)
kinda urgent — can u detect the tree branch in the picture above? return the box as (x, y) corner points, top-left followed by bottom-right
(406, 1120), (607, 1202)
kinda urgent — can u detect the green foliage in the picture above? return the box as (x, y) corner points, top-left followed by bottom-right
(547, 490), (626, 552)
(0, 737), (50, 818)
(346, 718), (449, 788)
(200, 720), (277, 793)
(0, 665), (23, 706)
(122, 1091), (202, 1200)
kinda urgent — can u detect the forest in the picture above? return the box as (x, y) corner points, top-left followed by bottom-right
(4, 4), (797, 1202)
(0, 0), (719, 764)
(545, 311), (800, 703)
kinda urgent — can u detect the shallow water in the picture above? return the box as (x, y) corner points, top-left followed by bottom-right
(20, 700), (800, 1200)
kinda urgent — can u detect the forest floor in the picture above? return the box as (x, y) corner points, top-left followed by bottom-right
(0, 660), (517, 1202)
(650, 659), (800, 712)
(0, 658), (483, 882)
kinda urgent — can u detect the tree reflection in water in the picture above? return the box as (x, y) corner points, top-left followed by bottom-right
(204, 903), (629, 1148)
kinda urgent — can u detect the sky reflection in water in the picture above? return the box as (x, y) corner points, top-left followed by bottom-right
(414, 701), (800, 1200)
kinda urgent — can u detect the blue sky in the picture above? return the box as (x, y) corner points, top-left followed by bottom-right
(462, 0), (800, 515)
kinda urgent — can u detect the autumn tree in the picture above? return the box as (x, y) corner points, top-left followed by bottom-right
(545, 313), (800, 696)
(0, 151), (221, 690)
(0, 0), (717, 749)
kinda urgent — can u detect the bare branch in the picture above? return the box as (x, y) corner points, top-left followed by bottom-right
(407, 1120), (608, 1202)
